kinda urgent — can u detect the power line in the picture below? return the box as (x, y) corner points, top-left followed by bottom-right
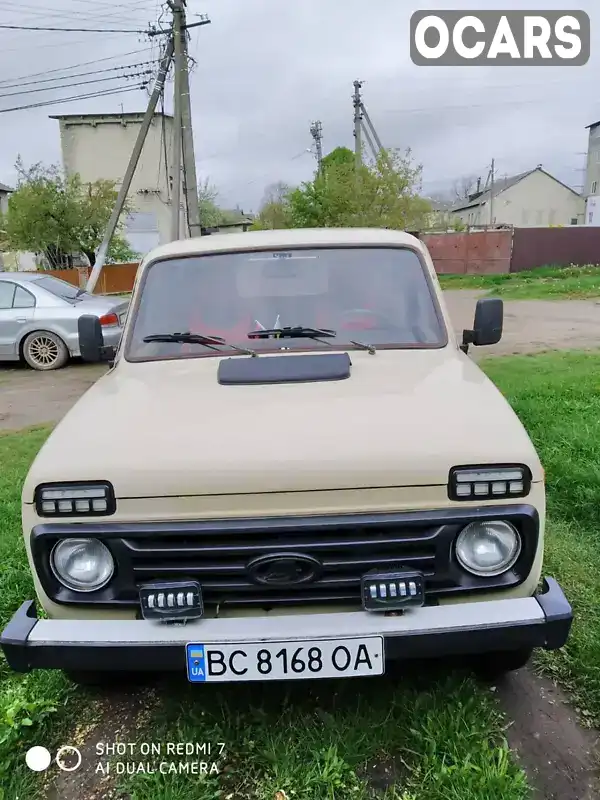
(0, 31), (141, 54)
(59, 0), (152, 9)
(0, 22), (149, 33)
(0, 60), (155, 90)
(0, 69), (152, 99)
(0, 83), (147, 114)
(0, 46), (153, 86)
(0, 0), (155, 23)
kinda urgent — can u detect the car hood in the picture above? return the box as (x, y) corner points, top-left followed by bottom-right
(24, 349), (543, 499)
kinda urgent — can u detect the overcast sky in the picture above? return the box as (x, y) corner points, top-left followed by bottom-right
(0, 0), (598, 212)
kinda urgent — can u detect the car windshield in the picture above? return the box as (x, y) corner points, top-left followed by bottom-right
(33, 275), (85, 301)
(126, 246), (447, 361)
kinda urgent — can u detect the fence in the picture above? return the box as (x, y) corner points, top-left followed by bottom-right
(40, 263), (139, 294)
(421, 230), (512, 274)
(510, 226), (600, 272)
(32, 227), (600, 289)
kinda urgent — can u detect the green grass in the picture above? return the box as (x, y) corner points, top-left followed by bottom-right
(439, 264), (600, 299)
(481, 351), (600, 725)
(0, 427), (77, 800)
(119, 674), (527, 800)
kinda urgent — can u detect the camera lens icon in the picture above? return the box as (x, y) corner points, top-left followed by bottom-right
(55, 745), (82, 772)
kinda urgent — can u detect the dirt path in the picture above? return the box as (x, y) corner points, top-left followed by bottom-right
(0, 362), (106, 431)
(444, 290), (600, 358)
(497, 670), (599, 799)
(1, 290), (599, 798)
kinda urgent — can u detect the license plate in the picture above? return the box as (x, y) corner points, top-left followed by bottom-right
(186, 636), (384, 683)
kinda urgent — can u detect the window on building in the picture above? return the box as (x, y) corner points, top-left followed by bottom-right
(592, 181), (598, 194)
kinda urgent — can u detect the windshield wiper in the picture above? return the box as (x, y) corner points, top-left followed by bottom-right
(247, 326), (376, 355)
(143, 332), (257, 357)
(247, 326), (336, 340)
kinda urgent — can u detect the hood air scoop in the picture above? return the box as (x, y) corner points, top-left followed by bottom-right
(218, 352), (352, 385)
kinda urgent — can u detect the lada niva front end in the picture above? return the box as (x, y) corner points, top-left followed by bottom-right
(1, 228), (572, 685)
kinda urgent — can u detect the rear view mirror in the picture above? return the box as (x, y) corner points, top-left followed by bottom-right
(461, 297), (503, 353)
(78, 315), (116, 363)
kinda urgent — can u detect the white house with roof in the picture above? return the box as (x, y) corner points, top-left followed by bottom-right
(451, 167), (584, 228)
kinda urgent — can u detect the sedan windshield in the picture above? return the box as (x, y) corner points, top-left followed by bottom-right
(126, 246), (447, 361)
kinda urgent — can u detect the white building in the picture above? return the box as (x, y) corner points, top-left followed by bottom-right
(51, 111), (185, 254)
(451, 166), (584, 228)
(0, 182), (12, 215)
(583, 120), (600, 225)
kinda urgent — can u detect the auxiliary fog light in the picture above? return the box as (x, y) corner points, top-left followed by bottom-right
(455, 520), (521, 578)
(139, 581), (204, 622)
(361, 571), (425, 612)
(51, 538), (114, 592)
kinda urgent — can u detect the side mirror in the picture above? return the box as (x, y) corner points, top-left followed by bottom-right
(461, 297), (503, 353)
(78, 315), (116, 363)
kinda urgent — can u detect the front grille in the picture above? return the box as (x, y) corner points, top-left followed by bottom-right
(121, 514), (453, 609)
(31, 506), (539, 609)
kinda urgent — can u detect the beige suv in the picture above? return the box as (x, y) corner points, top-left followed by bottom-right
(1, 228), (572, 685)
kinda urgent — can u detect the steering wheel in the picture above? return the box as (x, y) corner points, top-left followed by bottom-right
(338, 308), (393, 330)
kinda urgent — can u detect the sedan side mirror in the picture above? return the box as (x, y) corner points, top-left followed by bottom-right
(78, 315), (116, 363)
(461, 297), (503, 353)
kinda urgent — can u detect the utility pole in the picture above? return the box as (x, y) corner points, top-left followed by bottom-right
(86, 36), (174, 293)
(309, 120), (323, 173)
(360, 118), (378, 161)
(353, 80), (363, 170)
(360, 102), (383, 154)
(170, 0), (184, 240)
(180, 9), (210, 236)
(489, 158), (495, 226)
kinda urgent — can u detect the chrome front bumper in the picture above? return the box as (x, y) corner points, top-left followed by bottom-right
(0, 578), (572, 673)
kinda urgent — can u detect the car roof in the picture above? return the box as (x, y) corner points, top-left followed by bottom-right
(141, 227), (424, 265)
(0, 272), (44, 282)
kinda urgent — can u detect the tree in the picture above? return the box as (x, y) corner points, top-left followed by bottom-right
(1, 159), (133, 267)
(452, 174), (480, 202)
(198, 178), (222, 227)
(321, 146), (355, 170)
(261, 181), (291, 206)
(287, 147), (431, 231)
(250, 182), (294, 230)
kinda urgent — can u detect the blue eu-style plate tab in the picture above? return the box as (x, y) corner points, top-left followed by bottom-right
(186, 644), (207, 682)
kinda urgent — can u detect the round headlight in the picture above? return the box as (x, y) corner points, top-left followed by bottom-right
(51, 538), (114, 592)
(455, 520), (521, 577)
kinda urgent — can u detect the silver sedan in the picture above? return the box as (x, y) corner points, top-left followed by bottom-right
(0, 272), (129, 371)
